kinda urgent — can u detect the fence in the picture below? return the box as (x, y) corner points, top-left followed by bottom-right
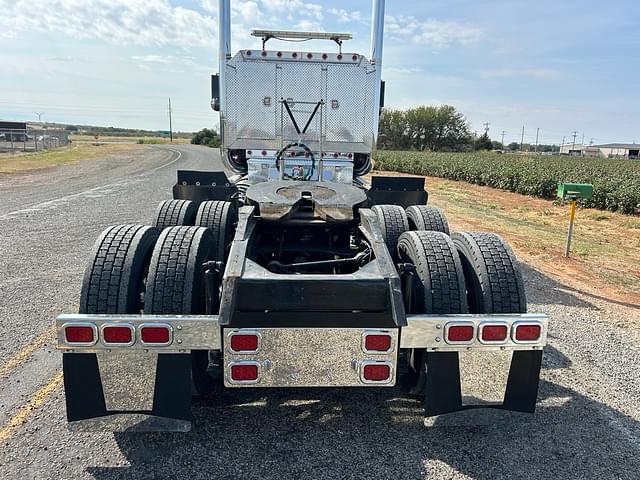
(0, 128), (70, 154)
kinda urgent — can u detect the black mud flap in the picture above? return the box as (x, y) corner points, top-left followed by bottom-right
(424, 350), (543, 416)
(367, 176), (428, 208)
(63, 353), (192, 431)
(173, 170), (238, 203)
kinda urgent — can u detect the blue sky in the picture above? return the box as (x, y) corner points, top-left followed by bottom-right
(1, 0), (638, 145)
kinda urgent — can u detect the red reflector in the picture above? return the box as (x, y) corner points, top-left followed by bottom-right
(65, 325), (95, 344)
(292, 52), (298, 58)
(141, 326), (170, 344)
(231, 363), (258, 381)
(516, 324), (541, 341)
(307, 53), (313, 59)
(481, 325), (508, 342)
(363, 363), (390, 382)
(230, 334), (259, 352)
(337, 54), (343, 60)
(103, 326), (132, 344)
(364, 334), (391, 352)
(352, 54), (358, 61)
(322, 53), (328, 60)
(447, 325), (474, 342)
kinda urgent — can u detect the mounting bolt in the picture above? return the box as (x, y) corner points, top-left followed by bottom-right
(177, 339), (182, 344)
(435, 337), (441, 342)
(176, 325), (183, 330)
(436, 324), (442, 330)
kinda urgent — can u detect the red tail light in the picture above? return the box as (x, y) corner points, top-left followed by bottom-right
(514, 324), (542, 342)
(362, 363), (391, 382)
(352, 54), (358, 61)
(140, 325), (172, 345)
(445, 323), (474, 343)
(230, 333), (259, 353)
(480, 324), (508, 343)
(102, 325), (134, 345)
(64, 324), (96, 345)
(230, 363), (259, 382)
(307, 53), (313, 59)
(363, 333), (392, 352)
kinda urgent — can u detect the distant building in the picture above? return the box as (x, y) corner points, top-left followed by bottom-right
(559, 142), (639, 159)
(0, 121), (27, 142)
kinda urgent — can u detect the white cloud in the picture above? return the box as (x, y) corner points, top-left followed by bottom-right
(327, 8), (362, 24)
(386, 15), (482, 49)
(1, 0), (216, 48)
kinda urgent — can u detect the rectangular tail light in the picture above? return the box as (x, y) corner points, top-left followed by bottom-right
(229, 362), (260, 383)
(64, 323), (97, 346)
(513, 323), (542, 343)
(229, 332), (260, 353)
(444, 322), (475, 344)
(363, 331), (392, 353)
(479, 323), (508, 343)
(139, 324), (172, 346)
(101, 324), (134, 346)
(361, 361), (392, 383)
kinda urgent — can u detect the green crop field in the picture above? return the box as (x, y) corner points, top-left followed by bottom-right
(375, 151), (640, 214)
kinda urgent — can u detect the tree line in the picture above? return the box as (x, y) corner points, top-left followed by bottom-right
(377, 105), (558, 153)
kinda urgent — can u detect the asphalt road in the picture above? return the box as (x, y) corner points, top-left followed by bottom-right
(1, 144), (639, 479)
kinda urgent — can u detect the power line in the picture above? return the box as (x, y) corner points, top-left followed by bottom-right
(534, 128), (540, 153)
(571, 131), (579, 150)
(520, 125), (525, 152)
(501, 130), (506, 148)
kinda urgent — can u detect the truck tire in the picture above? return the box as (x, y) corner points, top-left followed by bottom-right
(145, 226), (216, 395)
(406, 205), (450, 235)
(397, 231), (468, 396)
(452, 232), (527, 313)
(195, 200), (237, 262)
(372, 205), (409, 261)
(79, 225), (159, 314)
(397, 231), (468, 314)
(153, 199), (197, 229)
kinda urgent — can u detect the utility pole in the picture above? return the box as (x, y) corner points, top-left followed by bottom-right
(168, 98), (173, 143)
(571, 131), (578, 150)
(520, 125), (525, 152)
(501, 131), (506, 149)
(561, 135), (565, 154)
(581, 132), (585, 146)
(483, 122), (490, 135)
(34, 112), (45, 123)
(534, 128), (540, 153)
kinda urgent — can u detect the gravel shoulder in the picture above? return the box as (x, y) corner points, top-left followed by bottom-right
(0, 152), (639, 479)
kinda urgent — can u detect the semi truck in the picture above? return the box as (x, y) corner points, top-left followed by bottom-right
(56, 0), (548, 432)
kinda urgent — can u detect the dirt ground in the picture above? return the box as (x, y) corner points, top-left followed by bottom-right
(374, 171), (640, 309)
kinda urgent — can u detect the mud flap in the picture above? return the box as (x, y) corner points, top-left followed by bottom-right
(424, 350), (543, 416)
(63, 352), (193, 432)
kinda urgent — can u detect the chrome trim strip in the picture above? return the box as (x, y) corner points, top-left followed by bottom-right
(61, 322), (98, 347)
(226, 329), (262, 354)
(138, 323), (173, 347)
(401, 313), (548, 351)
(226, 360), (261, 385)
(361, 329), (394, 354)
(56, 314), (220, 351)
(100, 322), (136, 347)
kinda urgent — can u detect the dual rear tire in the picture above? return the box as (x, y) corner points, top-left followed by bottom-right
(80, 200), (237, 395)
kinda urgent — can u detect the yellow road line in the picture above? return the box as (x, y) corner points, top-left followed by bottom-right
(0, 325), (56, 378)
(0, 371), (63, 443)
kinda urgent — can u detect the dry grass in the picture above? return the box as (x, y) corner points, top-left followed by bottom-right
(375, 171), (640, 301)
(0, 143), (145, 173)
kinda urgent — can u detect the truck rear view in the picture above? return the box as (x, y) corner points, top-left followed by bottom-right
(56, 0), (548, 432)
